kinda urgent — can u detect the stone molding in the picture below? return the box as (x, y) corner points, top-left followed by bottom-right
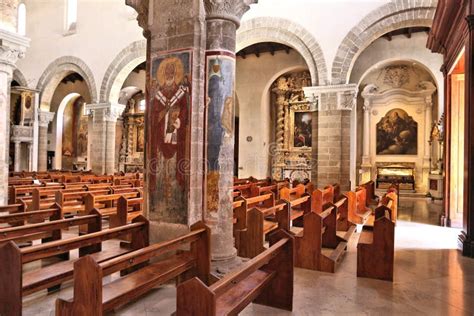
(86, 103), (125, 122)
(237, 17), (327, 85)
(204, 0), (257, 26)
(0, 29), (30, 76)
(331, 0), (437, 84)
(37, 109), (55, 127)
(361, 81), (437, 108)
(304, 84), (358, 111)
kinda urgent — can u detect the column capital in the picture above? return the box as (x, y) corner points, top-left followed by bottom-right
(303, 84), (358, 111)
(204, 0), (257, 26)
(86, 103), (125, 122)
(0, 29), (30, 76)
(38, 109), (55, 127)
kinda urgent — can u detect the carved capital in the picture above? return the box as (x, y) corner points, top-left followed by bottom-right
(0, 29), (30, 76)
(87, 103), (125, 123)
(38, 110), (55, 128)
(204, 0), (257, 26)
(126, 0), (149, 33)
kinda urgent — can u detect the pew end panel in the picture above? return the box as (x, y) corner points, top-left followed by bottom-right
(0, 242), (22, 316)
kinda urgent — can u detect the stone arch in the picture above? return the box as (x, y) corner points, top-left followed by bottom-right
(331, 0), (438, 84)
(237, 17), (328, 85)
(100, 40), (146, 103)
(36, 56), (97, 108)
(13, 68), (28, 87)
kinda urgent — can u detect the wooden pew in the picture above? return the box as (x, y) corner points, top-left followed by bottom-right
(280, 184), (305, 202)
(109, 196), (144, 228)
(359, 180), (379, 205)
(0, 215), (149, 316)
(345, 187), (372, 225)
(312, 186), (355, 241)
(55, 222), (210, 316)
(284, 193), (311, 225)
(55, 189), (111, 216)
(84, 191), (142, 218)
(9, 183), (63, 204)
(293, 205), (347, 273)
(177, 230), (294, 315)
(357, 206), (395, 281)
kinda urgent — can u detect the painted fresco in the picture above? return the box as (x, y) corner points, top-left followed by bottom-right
(206, 54), (235, 212)
(293, 112), (312, 148)
(149, 50), (192, 224)
(376, 108), (418, 155)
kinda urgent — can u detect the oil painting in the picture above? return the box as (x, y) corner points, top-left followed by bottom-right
(376, 108), (417, 155)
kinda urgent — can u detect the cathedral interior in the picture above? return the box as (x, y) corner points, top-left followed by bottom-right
(1, 0), (474, 314)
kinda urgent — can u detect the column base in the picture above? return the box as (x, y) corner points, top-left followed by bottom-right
(459, 231), (474, 258)
(211, 255), (246, 279)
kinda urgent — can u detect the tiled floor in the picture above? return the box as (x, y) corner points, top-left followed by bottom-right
(22, 198), (474, 315)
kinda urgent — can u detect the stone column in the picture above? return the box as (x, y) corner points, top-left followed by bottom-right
(86, 103), (124, 175)
(362, 102), (371, 164)
(424, 96), (433, 166)
(27, 142), (33, 171)
(0, 29), (29, 204)
(37, 110), (54, 171)
(13, 141), (21, 172)
(204, 0), (255, 273)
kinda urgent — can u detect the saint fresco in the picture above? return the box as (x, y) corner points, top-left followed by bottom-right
(149, 50), (191, 223)
(376, 108), (418, 155)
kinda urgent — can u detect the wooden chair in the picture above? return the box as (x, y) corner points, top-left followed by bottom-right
(55, 222), (210, 316)
(177, 230), (294, 315)
(357, 206), (395, 281)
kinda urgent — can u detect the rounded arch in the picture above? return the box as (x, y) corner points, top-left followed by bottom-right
(55, 93), (81, 169)
(13, 68), (28, 87)
(237, 17), (328, 86)
(36, 56), (97, 109)
(331, 0), (437, 84)
(100, 40), (146, 103)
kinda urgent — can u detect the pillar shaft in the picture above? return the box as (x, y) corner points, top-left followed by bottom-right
(37, 110), (54, 171)
(0, 29), (29, 204)
(13, 141), (21, 172)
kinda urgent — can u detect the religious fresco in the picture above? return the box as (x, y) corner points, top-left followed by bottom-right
(149, 50), (192, 224)
(206, 54), (235, 212)
(376, 108), (418, 155)
(293, 112), (312, 148)
(136, 125), (144, 153)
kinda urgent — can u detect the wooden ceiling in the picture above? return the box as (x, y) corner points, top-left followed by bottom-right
(237, 42), (292, 59)
(382, 27), (431, 41)
(61, 73), (84, 84)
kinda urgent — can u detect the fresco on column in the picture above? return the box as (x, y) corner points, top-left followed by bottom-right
(148, 50), (192, 224)
(206, 53), (235, 213)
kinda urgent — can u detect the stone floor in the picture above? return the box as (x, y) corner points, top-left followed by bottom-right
(22, 198), (474, 315)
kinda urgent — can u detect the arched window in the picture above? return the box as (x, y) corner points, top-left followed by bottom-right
(65, 0), (77, 34)
(17, 3), (26, 36)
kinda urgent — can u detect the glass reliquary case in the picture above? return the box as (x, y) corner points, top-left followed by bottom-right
(376, 164), (415, 191)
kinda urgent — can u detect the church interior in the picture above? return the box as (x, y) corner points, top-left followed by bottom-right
(1, 0), (474, 314)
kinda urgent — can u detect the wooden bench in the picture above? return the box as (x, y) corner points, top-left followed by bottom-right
(357, 206), (394, 281)
(177, 230), (294, 315)
(55, 222), (210, 316)
(293, 205), (347, 272)
(109, 196), (144, 228)
(0, 215), (149, 316)
(345, 187), (372, 225)
(359, 180), (379, 205)
(283, 193), (311, 226)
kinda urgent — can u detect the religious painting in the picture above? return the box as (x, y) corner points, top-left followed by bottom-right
(76, 115), (88, 157)
(292, 111), (312, 149)
(148, 50), (192, 224)
(376, 108), (418, 155)
(135, 125), (144, 153)
(206, 53), (235, 213)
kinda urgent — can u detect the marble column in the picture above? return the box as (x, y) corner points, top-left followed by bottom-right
(204, 0), (255, 272)
(0, 29), (29, 204)
(37, 110), (54, 171)
(13, 141), (21, 172)
(86, 103), (124, 175)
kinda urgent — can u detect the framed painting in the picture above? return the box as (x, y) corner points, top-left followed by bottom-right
(290, 110), (313, 150)
(376, 108), (418, 155)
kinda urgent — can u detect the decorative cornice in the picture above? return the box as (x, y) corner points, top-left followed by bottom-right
(361, 81), (437, 107)
(204, 0), (257, 26)
(125, 0), (149, 34)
